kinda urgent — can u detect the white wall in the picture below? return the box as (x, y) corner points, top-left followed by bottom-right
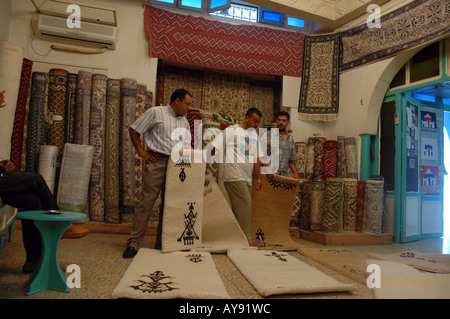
(9, 0), (158, 104)
(0, 0), (12, 41)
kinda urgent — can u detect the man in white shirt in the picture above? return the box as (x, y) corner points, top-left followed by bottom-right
(123, 89), (192, 258)
(216, 108), (265, 246)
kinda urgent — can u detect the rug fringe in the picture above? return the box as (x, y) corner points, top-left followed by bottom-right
(298, 112), (338, 121)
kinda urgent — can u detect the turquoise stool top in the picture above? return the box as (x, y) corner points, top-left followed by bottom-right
(17, 210), (86, 295)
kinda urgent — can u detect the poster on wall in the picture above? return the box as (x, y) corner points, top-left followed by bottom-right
(421, 137), (439, 161)
(421, 165), (440, 196)
(406, 99), (419, 192)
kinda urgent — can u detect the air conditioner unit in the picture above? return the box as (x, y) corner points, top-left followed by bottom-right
(32, 12), (118, 49)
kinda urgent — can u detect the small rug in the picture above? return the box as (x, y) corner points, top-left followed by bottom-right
(65, 73), (77, 144)
(46, 68), (68, 164)
(342, 178), (358, 231)
(74, 70), (92, 145)
(297, 247), (371, 285)
(294, 142), (307, 178)
(298, 33), (340, 121)
(25, 72), (48, 172)
(322, 140), (337, 179)
(10, 58), (33, 169)
(367, 251), (450, 274)
(196, 177), (249, 253)
(227, 248), (356, 297)
(362, 177), (385, 235)
(298, 180), (312, 230)
(251, 174), (301, 250)
(310, 180), (326, 231)
(57, 143), (94, 213)
(104, 78), (121, 223)
(162, 150), (206, 253)
(366, 259), (450, 299)
(120, 77), (137, 221)
(321, 178), (344, 232)
(355, 181), (365, 232)
(112, 248), (229, 299)
(88, 74), (107, 222)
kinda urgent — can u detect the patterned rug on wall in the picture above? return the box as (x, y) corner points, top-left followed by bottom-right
(251, 174), (301, 250)
(340, 0), (450, 71)
(298, 33), (340, 121)
(144, 5), (304, 77)
(112, 248), (229, 299)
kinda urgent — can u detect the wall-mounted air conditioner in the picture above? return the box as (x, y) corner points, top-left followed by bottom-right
(32, 12), (118, 49)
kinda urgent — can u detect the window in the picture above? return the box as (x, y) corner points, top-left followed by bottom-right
(180, 0), (203, 9)
(287, 16), (305, 28)
(210, 3), (257, 23)
(259, 7), (284, 25)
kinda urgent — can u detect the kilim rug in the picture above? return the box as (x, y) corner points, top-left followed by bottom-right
(57, 143), (94, 214)
(0, 40), (23, 161)
(336, 136), (347, 178)
(297, 247), (371, 285)
(65, 73), (77, 144)
(310, 180), (326, 231)
(343, 137), (358, 179)
(120, 78), (137, 222)
(304, 137), (315, 180)
(89, 74), (107, 222)
(46, 68), (68, 165)
(133, 84), (149, 211)
(366, 259), (450, 299)
(10, 58), (33, 169)
(342, 178), (358, 231)
(322, 140), (337, 180)
(162, 150), (206, 253)
(37, 145), (58, 194)
(367, 251), (450, 274)
(112, 248), (229, 299)
(104, 79), (121, 223)
(197, 177), (249, 253)
(298, 33), (339, 121)
(321, 178), (344, 232)
(144, 5), (304, 77)
(312, 136), (326, 180)
(340, 0), (450, 71)
(74, 70), (92, 145)
(362, 177), (385, 235)
(298, 180), (312, 230)
(25, 72), (48, 172)
(251, 174), (301, 250)
(227, 248), (355, 297)
(294, 142), (306, 178)
(355, 181), (365, 232)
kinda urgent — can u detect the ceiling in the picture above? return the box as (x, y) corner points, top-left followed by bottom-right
(243, 0), (391, 33)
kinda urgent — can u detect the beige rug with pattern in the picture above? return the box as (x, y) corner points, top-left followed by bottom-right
(227, 248), (356, 297)
(112, 248), (229, 299)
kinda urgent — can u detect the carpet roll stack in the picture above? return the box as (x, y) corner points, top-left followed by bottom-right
(0, 40), (24, 161)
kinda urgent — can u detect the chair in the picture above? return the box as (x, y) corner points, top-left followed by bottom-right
(0, 197), (17, 257)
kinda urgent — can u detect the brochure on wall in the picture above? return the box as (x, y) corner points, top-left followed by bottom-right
(406, 99), (419, 192)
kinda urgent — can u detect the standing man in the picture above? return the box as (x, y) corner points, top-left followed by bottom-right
(217, 107), (264, 246)
(264, 111), (300, 179)
(123, 88), (192, 258)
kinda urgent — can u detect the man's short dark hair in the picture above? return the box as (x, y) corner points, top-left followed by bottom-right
(276, 111), (290, 120)
(245, 107), (262, 118)
(170, 88), (192, 103)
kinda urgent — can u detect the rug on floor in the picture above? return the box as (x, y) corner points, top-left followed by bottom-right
(251, 174), (301, 250)
(227, 248), (356, 297)
(367, 251), (450, 274)
(297, 247), (371, 285)
(112, 248), (229, 299)
(162, 150), (206, 253)
(366, 259), (450, 299)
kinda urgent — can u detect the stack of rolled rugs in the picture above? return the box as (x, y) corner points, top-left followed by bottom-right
(291, 135), (386, 235)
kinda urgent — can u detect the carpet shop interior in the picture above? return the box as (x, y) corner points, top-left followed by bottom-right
(0, 0), (450, 301)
